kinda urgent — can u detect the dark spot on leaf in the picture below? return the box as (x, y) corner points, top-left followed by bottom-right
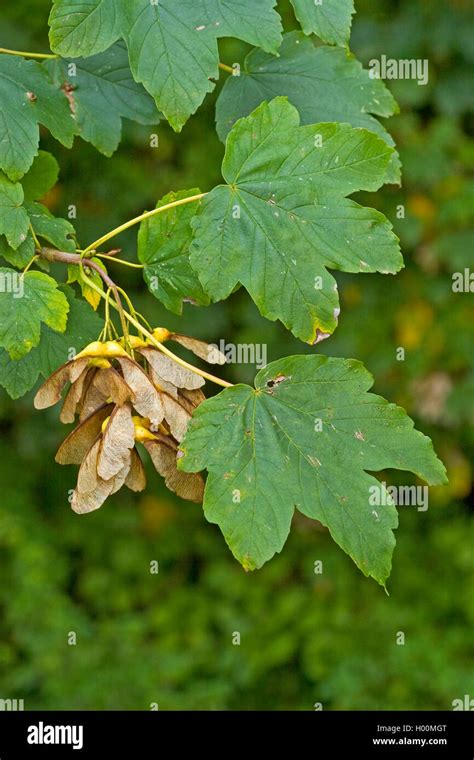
(61, 82), (76, 114)
(265, 374), (287, 391)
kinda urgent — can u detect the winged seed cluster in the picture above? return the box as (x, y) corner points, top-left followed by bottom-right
(33, 330), (225, 513)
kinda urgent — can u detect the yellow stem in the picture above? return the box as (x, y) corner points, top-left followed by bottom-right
(104, 288), (113, 340)
(0, 47), (57, 59)
(128, 312), (232, 388)
(134, 311), (153, 331)
(21, 254), (39, 277)
(82, 193), (206, 254)
(218, 62), (235, 74)
(96, 254), (145, 269)
(80, 259), (130, 348)
(80, 271), (233, 389)
(30, 225), (41, 250)
(116, 286), (141, 328)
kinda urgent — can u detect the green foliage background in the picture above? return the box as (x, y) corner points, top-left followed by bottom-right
(0, 0), (472, 709)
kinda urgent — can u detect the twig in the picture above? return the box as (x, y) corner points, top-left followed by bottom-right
(41, 247), (129, 341)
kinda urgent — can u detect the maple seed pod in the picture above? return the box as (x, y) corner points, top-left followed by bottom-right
(35, 344), (165, 426)
(149, 328), (226, 365)
(144, 437), (205, 503)
(169, 333), (227, 365)
(126, 448), (147, 492)
(75, 340), (128, 360)
(64, 402), (202, 512)
(161, 393), (192, 442)
(35, 334), (211, 512)
(138, 348), (205, 390)
(97, 404), (135, 480)
(56, 404), (114, 465)
(151, 327), (170, 343)
(60, 365), (91, 423)
(133, 416), (157, 442)
(88, 358), (112, 368)
(34, 357), (90, 409)
(115, 357), (164, 424)
(118, 335), (148, 349)
(67, 402), (148, 514)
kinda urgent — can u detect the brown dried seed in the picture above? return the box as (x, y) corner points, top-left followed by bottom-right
(162, 393), (191, 442)
(60, 365), (91, 423)
(79, 373), (108, 421)
(93, 366), (134, 406)
(116, 357), (164, 425)
(144, 439), (204, 503)
(78, 366), (133, 421)
(77, 366), (97, 417)
(71, 439), (118, 514)
(178, 387), (206, 412)
(55, 403), (113, 465)
(97, 403), (135, 480)
(148, 366), (178, 398)
(125, 448), (146, 492)
(138, 348), (204, 390)
(108, 458), (132, 496)
(170, 333), (227, 365)
(34, 357), (90, 409)
(71, 437), (134, 514)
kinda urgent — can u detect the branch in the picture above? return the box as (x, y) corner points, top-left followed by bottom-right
(41, 248), (113, 285)
(41, 247), (128, 338)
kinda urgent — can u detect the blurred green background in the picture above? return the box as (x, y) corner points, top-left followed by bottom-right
(0, 0), (473, 710)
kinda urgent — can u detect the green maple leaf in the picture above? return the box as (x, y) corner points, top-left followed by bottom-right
(138, 189), (210, 314)
(216, 32), (400, 182)
(21, 151), (59, 202)
(0, 55), (74, 181)
(0, 174), (30, 250)
(36, 285), (102, 373)
(191, 97), (402, 344)
(291, 0), (355, 46)
(0, 204), (76, 268)
(179, 355), (447, 586)
(49, 0), (283, 131)
(0, 347), (40, 400)
(0, 269), (69, 359)
(48, 0), (123, 57)
(0, 236), (35, 269)
(46, 43), (161, 156)
(25, 202), (77, 252)
(0, 153), (77, 267)
(0, 285), (102, 399)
